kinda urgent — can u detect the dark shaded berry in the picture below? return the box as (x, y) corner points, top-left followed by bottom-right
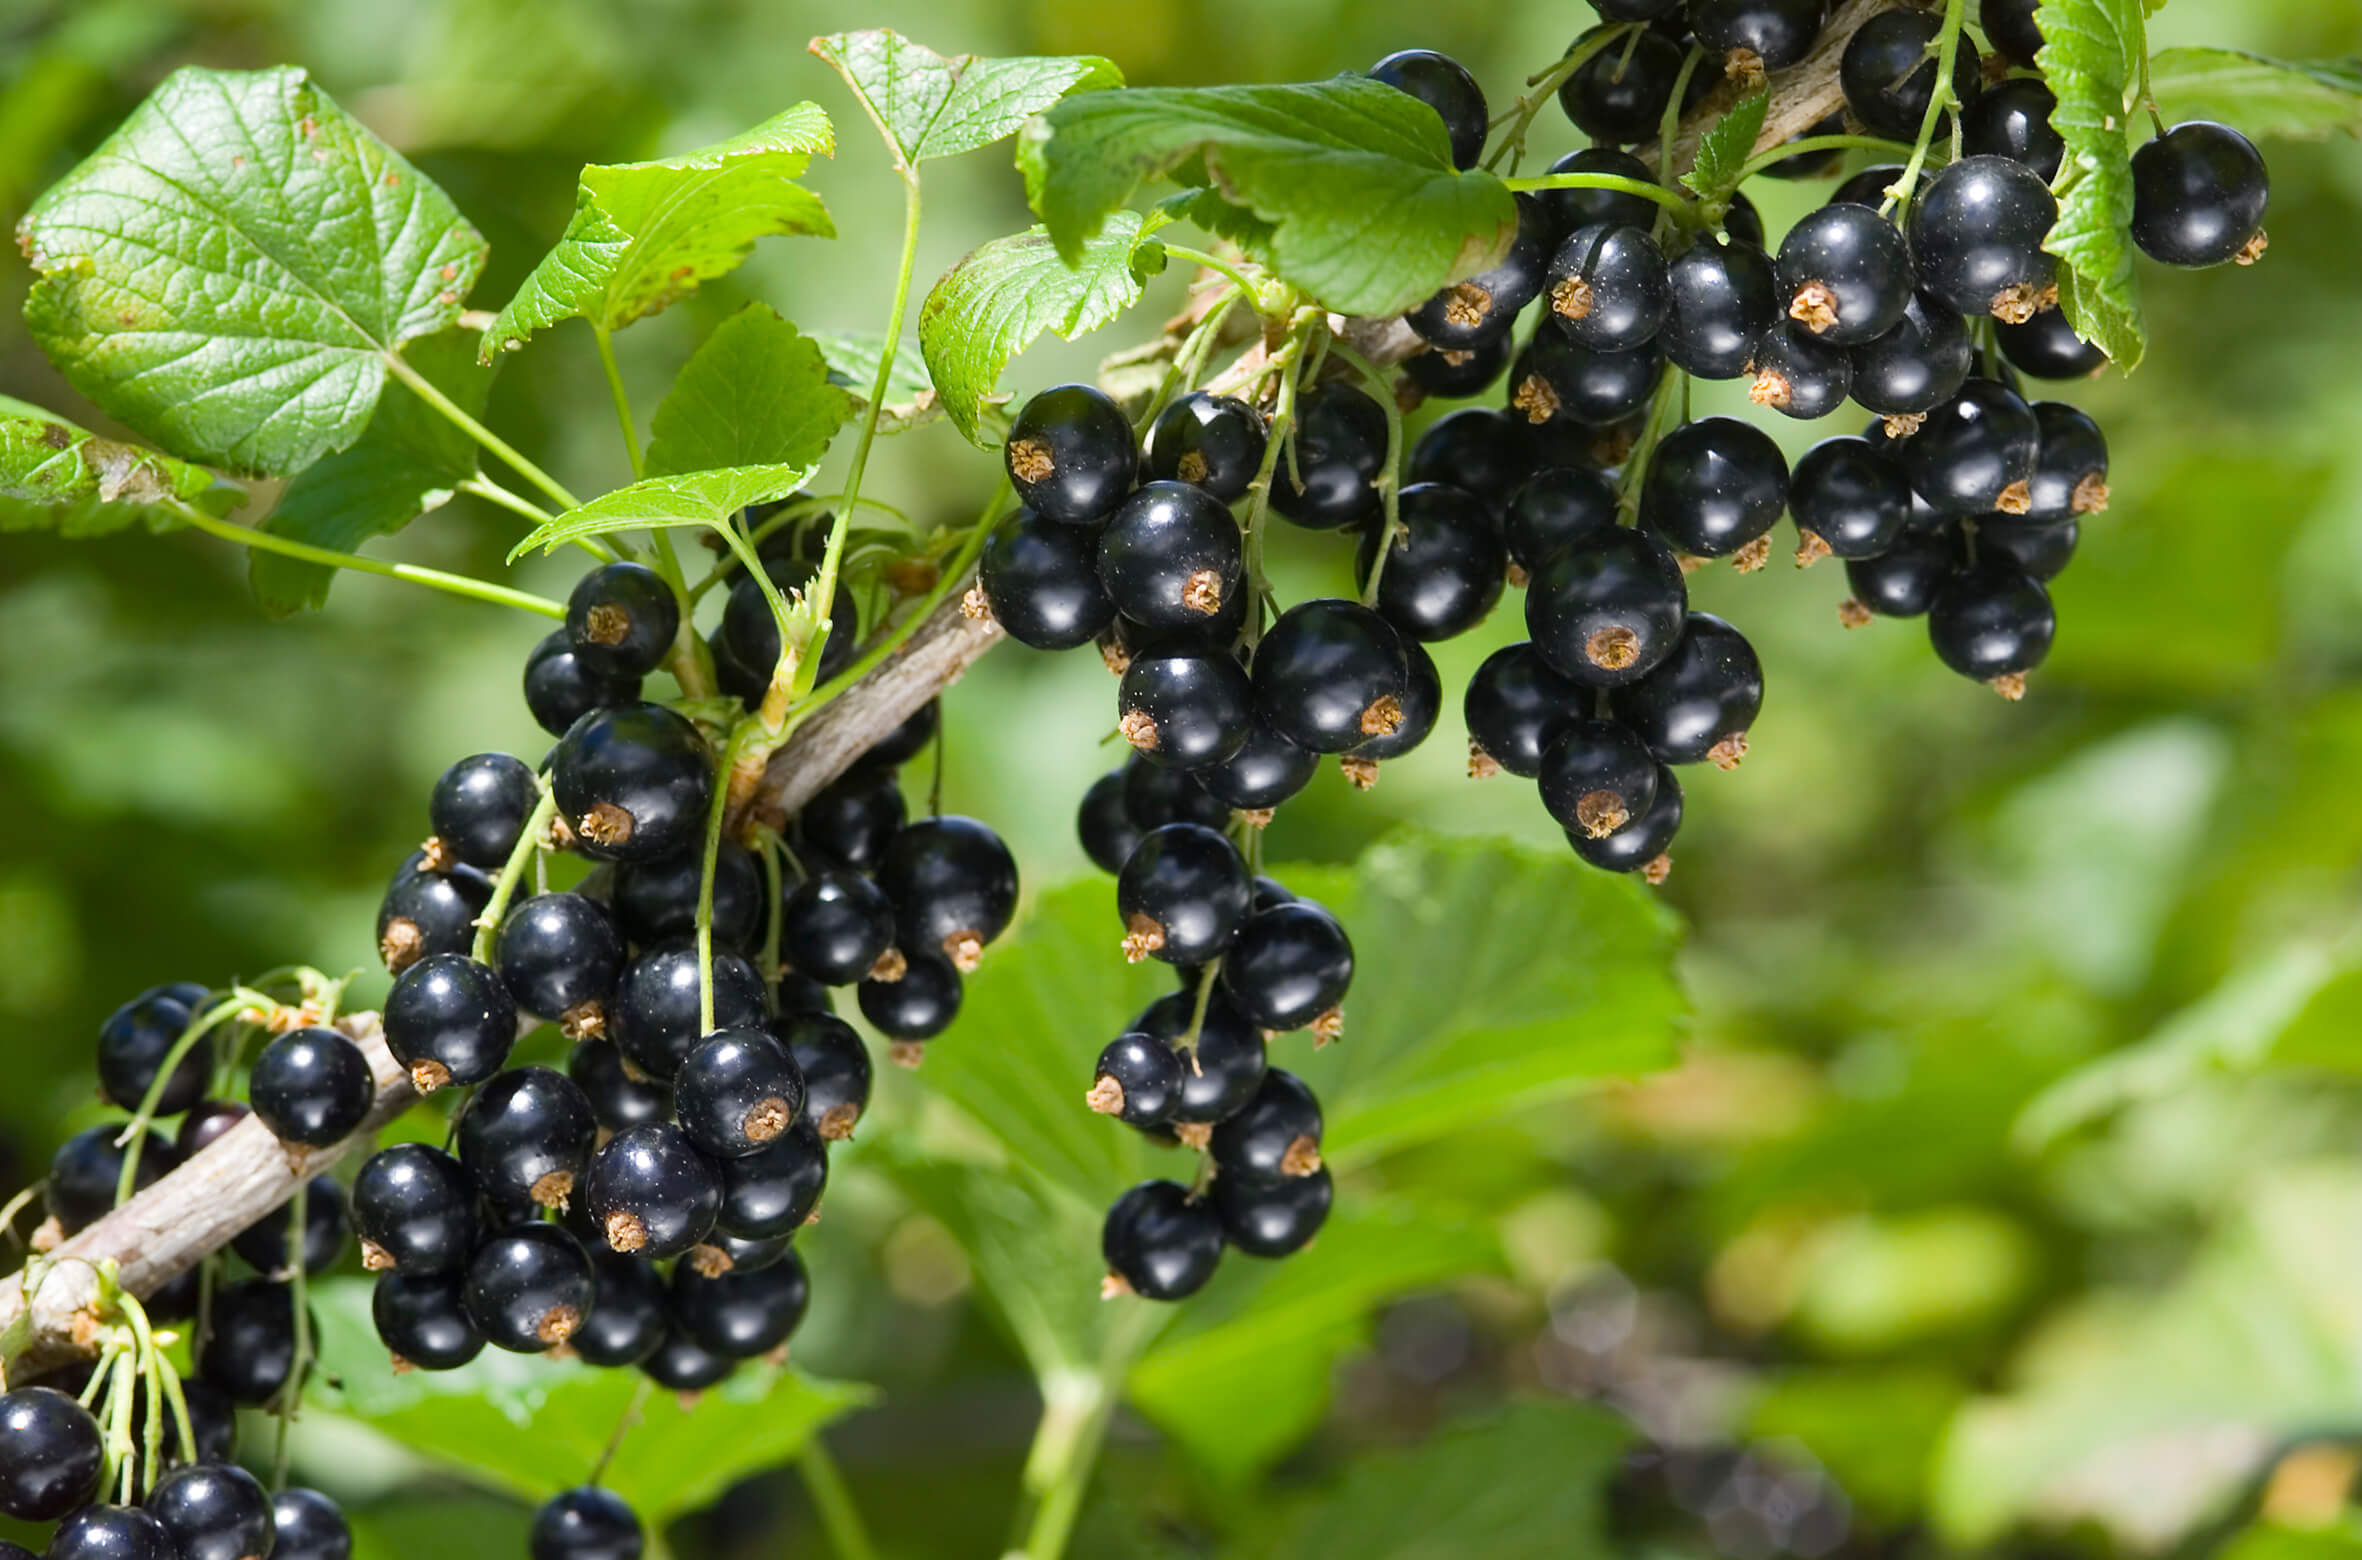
(1103, 1181), (1224, 1301)
(174, 1100), (246, 1159)
(1829, 163), (1906, 209)
(1221, 902), (1352, 1033)
(1569, 760), (1685, 873)
(1465, 642), (1587, 778)
(385, 953), (516, 1094)
(1270, 382), (1388, 530)
(1198, 719), (1318, 812)
(1252, 600), (1410, 754)
(1777, 205), (1915, 346)
(46, 1125), (173, 1235)
(1910, 156), (2059, 322)
(863, 699), (939, 770)
(1845, 526), (1957, 617)
(1964, 77), (2064, 182)
(1930, 560), (2055, 682)
(1369, 48), (1487, 169)
(1692, 0), (1824, 69)
(46, 1507), (174, 1560)
(0, 1387), (100, 1520)
(878, 815), (1020, 969)
(524, 631), (640, 740)
(715, 1120), (829, 1241)
(1905, 379), (2042, 513)
(672, 1250), (809, 1359)
(1975, 518), (2079, 581)
(1405, 330), (1515, 398)
(1216, 1166), (1332, 1258)
(1355, 483), (1506, 642)
(96, 986), (210, 1117)
(566, 561), (680, 680)
(1608, 612), (1764, 766)
(270, 1488), (352, 1560)
(1006, 384), (1138, 525)
(231, 1174), (346, 1276)
(1089, 1032), (1183, 1127)
(1545, 222), (1669, 354)
(571, 1040), (673, 1134)
(429, 752), (537, 871)
(354, 1143), (477, 1274)
(458, 1066), (596, 1214)
(574, 1251), (667, 1368)
(532, 1486), (644, 1560)
(1211, 1069), (1324, 1181)
(1511, 327), (1665, 429)
(782, 1013), (871, 1141)
(1353, 638), (1443, 763)
(199, 1280), (301, 1404)
(1982, 0), (2044, 65)
(610, 841), (763, 954)
(773, 971), (833, 1017)
(1118, 824), (1251, 966)
(640, 1327), (736, 1393)
(1724, 190), (1767, 251)
(376, 849), (492, 976)
(589, 1124), (724, 1258)
(1408, 195), (1551, 349)
(780, 870), (895, 988)
(1535, 147), (1663, 243)
(1077, 769), (1139, 876)
(1118, 646), (1254, 771)
(1407, 408), (1534, 516)
(1790, 436), (1913, 559)
(1526, 528), (1688, 688)
(1143, 392), (1267, 502)
(796, 765), (905, 874)
(981, 507), (1116, 651)
(1502, 466), (1618, 573)
(1539, 720), (1663, 840)
(144, 1461), (274, 1560)
(1121, 751), (1232, 833)
(1645, 415), (1794, 562)
(463, 1223), (592, 1353)
(1133, 988), (1267, 1126)
(675, 1029), (805, 1160)
(1850, 292), (1973, 416)
(709, 621), (767, 709)
(1663, 237), (1777, 381)
(551, 702), (713, 865)
(250, 1027), (374, 1148)
(497, 892), (625, 1033)
(1748, 322), (1854, 419)
(611, 942), (768, 1080)
(2025, 401), (2110, 523)
(1558, 28), (1696, 146)
(1841, 10), (1981, 142)
(857, 947), (962, 1041)
(1996, 308), (2108, 378)
(372, 1269), (484, 1372)
(2132, 121), (2270, 267)
(721, 559), (858, 690)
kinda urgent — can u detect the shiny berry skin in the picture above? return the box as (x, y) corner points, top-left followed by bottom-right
(1198, 717), (1316, 812)
(497, 892), (625, 1032)
(1840, 10), (1981, 142)
(1122, 751), (1232, 833)
(1539, 720), (1663, 840)
(1356, 483), (1507, 643)
(1845, 527), (1956, 617)
(1559, 28), (1695, 146)
(96, 986), (210, 1116)
(353, 1143), (477, 1274)
(1905, 379), (2042, 514)
(640, 1327), (736, 1393)
(864, 698), (939, 769)
(1270, 382), (1388, 530)
(1216, 1167), (1332, 1258)
(1692, 0), (1825, 69)
(879, 815), (1020, 967)
(611, 841), (763, 953)
(783, 1013), (871, 1141)
(465, 1222), (593, 1353)
(571, 1041), (672, 1134)
(271, 1488), (352, 1560)
(1407, 195), (1551, 349)
(524, 631), (640, 739)
(2131, 121), (2270, 267)
(1102, 1181), (1224, 1301)
(1748, 322), (1854, 419)
(1644, 415), (1791, 560)
(551, 702), (713, 865)
(796, 765), (905, 874)
(1724, 191), (1768, 251)
(1976, 517), (2079, 581)
(565, 561), (680, 679)
(672, 1250), (810, 1360)
(588, 1124), (722, 1258)
(858, 947), (963, 1041)
(1663, 237), (1777, 381)
(780, 871), (895, 987)
(1118, 646), (1254, 771)
(1790, 436), (1913, 559)
(1608, 612), (1765, 766)
(250, 1027), (374, 1147)
(458, 1066), (596, 1214)
(675, 1029), (805, 1160)
(1996, 308), (2109, 378)
(371, 1269), (483, 1372)
(1253, 599), (1412, 754)
(1077, 769), (1139, 875)
(715, 1120), (829, 1241)
(1133, 989), (1267, 1126)
(1964, 77), (2064, 182)
(1526, 529), (1688, 688)
(175, 1099), (247, 1158)
(1354, 637), (1442, 764)
(774, 970), (833, 1018)
(428, 752), (536, 870)
(143, 1460), (275, 1560)
(611, 942), (768, 1080)
(1408, 410), (1533, 518)
(47, 1507), (175, 1560)
(980, 507), (1116, 651)
(1499, 468), (1614, 575)
(1511, 327), (1665, 429)
(1211, 1069), (1324, 1181)
(1759, 113), (1848, 180)
(1465, 643), (1587, 778)
(1777, 205), (1914, 346)
(1545, 223), (1669, 353)
(0, 1387), (101, 1520)
(1535, 148), (1663, 243)
(1143, 392), (1267, 502)
(532, 1486), (644, 1560)
(1118, 823), (1251, 967)
(1910, 156), (2059, 321)
(1221, 902), (1353, 1033)
(1089, 1032), (1183, 1127)
(1829, 163), (1906, 209)
(1982, 0), (2044, 65)
(1005, 384), (1137, 525)
(1405, 331), (1514, 399)
(231, 1174), (348, 1276)
(1849, 292), (1973, 416)
(2025, 401), (2110, 523)
(376, 849), (492, 975)
(574, 1252), (668, 1368)
(385, 953), (516, 1094)
(1930, 561), (2055, 681)
(1569, 760), (1685, 873)
(46, 1125), (173, 1234)
(199, 1279), (301, 1404)
(1369, 48), (1486, 169)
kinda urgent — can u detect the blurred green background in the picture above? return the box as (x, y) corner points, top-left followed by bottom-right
(8, 0), (2362, 1556)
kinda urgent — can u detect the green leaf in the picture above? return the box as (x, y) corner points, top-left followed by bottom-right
(1683, 85), (1771, 200)
(482, 105), (835, 359)
(919, 213), (1168, 446)
(18, 65), (490, 475)
(644, 306), (856, 478)
(249, 329), (494, 617)
(0, 395), (240, 537)
(2149, 48), (2362, 141)
(506, 463), (814, 561)
(807, 30), (1120, 169)
(2036, 0), (2150, 368)
(1017, 75), (1517, 317)
(806, 329), (933, 404)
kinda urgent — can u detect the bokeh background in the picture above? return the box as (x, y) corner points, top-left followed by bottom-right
(7, 0), (2362, 1555)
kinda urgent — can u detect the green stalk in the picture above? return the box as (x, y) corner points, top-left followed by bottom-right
(592, 324), (646, 481)
(696, 724), (760, 1035)
(1006, 1305), (1165, 1560)
(386, 352), (585, 513)
(1484, 25), (1638, 173)
(1732, 132), (1916, 184)
(1657, 47), (1707, 187)
(1502, 170), (1701, 224)
(1881, 0), (1970, 218)
(798, 1438), (882, 1560)
(474, 788), (559, 964)
(114, 994), (268, 1203)
(169, 502), (565, 619)
(1324, 339), (1403, 608)
(272, 1181), (312, 1492)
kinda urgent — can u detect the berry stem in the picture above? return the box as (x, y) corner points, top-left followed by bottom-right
(1657, 46), (1708, 188)
(474, 785), (560, 965)
(589, 1377), (652, 1486)
(1486, 25), (1643, 174)
(166, 501), (568, 620)
(113, 993), (271, 1205)
(455, 477), (616, 565)
(104, 1340), (138, 1504)
(124, 1293), (198, 1469)
(1131, 286), (1244, 439)
(753, 825), (788, 987)
(796, 1436), (882, 1560)
(1179, 957), (1222, 1055)
(1617, 368), (1693, 520)
(384, 350), (586, 514)
(272, 1178), (312, 1492)
(1731, 132), (1914, 184)
(1503, 171), (1701, 226)
(1324, 337), (1404, 609)
(697, 722), (760, 1036)
(1879, 0), (1969, 219)
(1010, 1305), (1167, 1560)
(592, 323), (646, 482)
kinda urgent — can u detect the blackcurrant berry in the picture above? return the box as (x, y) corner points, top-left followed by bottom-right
(1356, 483), (1506, 642)
(428, 752), (537, 872)
(1777, 205), (1915, 346)
(199, 1279), (302, 1404)
(709, 621), (767, 708)
(384, 953), (515, 1094)
(458, 1066), (596, 1214)
(270, 1488), (352, 1560)
(671, 1249), (810, 1359)
(980, 508), (1116, 651)
(611, 941), (769, 1080)
(464, 1222), (592, 1353)
(1077, 768), (1139, 876)
(46, 1125), (173, 1235)
(1534, 148), (1663, 244)
(1724, 190), (1768, 251)
(1829, 163), (1906, 209)
(531, 1485), (644, 1560)
(775, 970), (834, 1017)
(1996, 308), (2108, 379)
(1272, 381), (1389, 530)
(796, 764), (906, 874)
(376, 848), (492, 975)
(857, 947), (963, 1041)
(96, 986), (210, 1116)
(863, 699), (940, 769)
(1757, 112), (1848, 181)
(354, 1143), (477, 1274)
(715, 1120), (829, 1241)
(1198, 719), (1318, 813)
(782, 1012), (872, 1141)
(1790, 436), (1913, 559)
(1539, 719), (1663, 840)
(1501, 465), (1618, 574)
(1121, 750), (1232, 833)
(1840, 10), (1981, 142)
(1691, 0), (1825, 70)
(2132, 121), (2270, 267)
(1963, 77), (2064, 182)
(1118, 823), (1251, 966)
(566, 561), (680, 680)
(551, 702), (713, 865)
(1558, 28), (1695, 146)
(1211, 1069), (1324, 1181)
(1748, 321), (1855, 419)
(371, 1269), (484, 1372)
(1663, 237), (1777, 381)
(497, 892), (626, 1035)
(1545, 222), (1669, 354)
(1408, 408), (1536, 516)
(1526, 528), (1689, 687)
(1005, 384), (1138, 526)
(1844, 525), (1957, 617)
(175, 1099), (246, 1158)
(674, 1029), (805, 1160)
(0, 1387), (100, 1521)
(1132, 988), (1267, 1129)
(1352, 637), (1442, 766)
(1404, 331), (1515, 399)
(574, 1251), (668, 1368)
(1644, 415), (1791, 560)
(524, 631), (640, 740)
(1930, 560), (2055, 684)
(231, 1174), (347, 1276)
(1369, 48), (1487, 169)
(1511, 327), (1665, 430)
(1221, 901), (1353, 1034)
(640, 1327), (737, 1393)
(143, 1460), (274, 1560)
(2024, 401), (2109, 523)
(1464, 642), (1587, 779)
(610, 840), (764, 953)
(1904, 379), (2041, 513)
(250, 1027), (374, 1147)
(1215, 1165), (1333, 1258)
(779, 870), (894, 988)
(1608, 612), (1765, 767)
(1910, 156), (2059, 322)
(1974, 517), (2079, 581)
(878, 815), (1020, 970)
(1850, 292), (1973, 417)
(1118, 646), (1254, 770)
(1143, 392), (1267, 502)
(1102, 1181), (1224, 1301)
(1088, 1032), (1184, 1126)
(1570, 759), (1685, 874)
(1253, 598), (1410, 754)
(721, 558), (858, 690)
(1981, 0), (2044, 66)
(1408, 195), (1551, 349)
(47, 1507), (175, 1560)
(571, 1040), (673, 1134)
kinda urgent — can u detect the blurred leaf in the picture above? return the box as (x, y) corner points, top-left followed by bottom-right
(2036, 0), (2148, 368)
(807, 31), (1120, 169)
(2221, 1519), (2362, 1560)
(0, 395), (239, 536)
(2150, 48), (2362, 140)
(251, 329), (493, 616)
(507, 463), (813, 560)
(1791, 1207), (2036, 1352)
(643, 306), (856, 478)
(920, 214), (1169, 445)
(482, 105), (835, 358)
(19, 65), (489, 475)
(1747, 1366), (1967, 1523)
(348, 1492), (530, 1560)
(1017, 76), (1517, 316)
(808, 329), (933, 404)
(1682, 86), (1770, 200)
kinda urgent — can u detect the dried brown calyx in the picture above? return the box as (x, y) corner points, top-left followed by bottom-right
(1990, 281), (2053, 325)
(1575, 790), (1629, 839)
(578, 802), (635, 847)
(1119, 709), (1159, 752)
(1339, 755), (1380, 791)
(418, 836), (456, 873)
(1642, 854), (1674, 886)
(2073, 473), (2110, 514)
(743, 1097), (790, 1144)
(960, 584), (993, 621)
(1883, 412), (1925, 440)
(1838, 598), (1875, 630)
(409, 1059), (452, 1095)
(689, 1244), (734, 1278)
(1182, 569), (1224, 615)
(1280, 1135), (1324, 1177)
(605, 1210), (648, 1254)
(1794, 530), (1832, 568)
(2237, 230), (2270, 266)
(1008, 437), (1054, 484)
(1174, 1122), (1213, 1151)
(1240, 808), (1275, 829)
(943, 931), (984, 973)
(1586, 624), (1640, 671)
(1312, 1009), (1344, 1048)
(536, 1304), (581, 1347)
(1177, 450), (1209, 484)
(1100, 1272), (1135, 1300)
(1789, 281), (1841, 334)
(1086, 1075), (1126, 1116)
(1506, 562), (1530, 589)
(1550, 276), (1596, 322)
(380, 918), (425, 975)
(1725, 46), (1766, 87)
(361, 1240), (394, 1272)
(1360, 694), (1405, 737)
(1440, 281), (1493, 329)
(1512, 374), (1562, 425)
(583, 601), (633, 647)
(1468, 740), (1503, 780)
(1732, 536), (1773, 574)
(1098, 638), (1132, 677)
(560, 1001), (606, 1041)
(1122, 914), (1166, 963)
(1990, 673), (2028, 701)
(889, 1040), (926, 1070)
(1749, 368), (1794, 410)
(1994, 480), (2033, 516)
(817, 1102), (861, 1141)
(530, 1171), (574, 1211)
(1707, 734), (1750, 771)
(868, 947), (908, 983)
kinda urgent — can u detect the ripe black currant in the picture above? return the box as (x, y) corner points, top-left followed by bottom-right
(1691, 0), (1825, 70)
(675, 1028), (806, 1159)
(1143, 391), (1267, 501)
(1117, 646), (1254, 770)
(1840, 10), (1981, 142)
(1534, 148), (1663, 244)
(980, 507), (1117, 652)
(672, 1249), (810, 1359)
(372, 1269), (484, 1372)
(385, 953), (516, 1094)
(1996, 308), (2109, 379)
(1829, 164), (1906, 210)
(1725, 191), (1768, 251)
(428, 752), (537, 871)
(1211, 1069), (1324, 1181)
(1005, 384), (1138, 525)
(1558, 28), (1696, 146)
(1355, 483), (1507, 643)
(1904, 379), (2042, 513)
(1982, 0), (2044, 66)
(1776, 205), (1915, 346)
(865, 699), (940, 768)
(1570, 759), (1685, 875)
(1963, 77), (2064, 182)
(1929, 560), (2056, 685)
(715, 1120), (829, 1241)
(271, 1488), (352, 1560)
(497, 892), (626, 1034)
(231, 1174), (348, 1276)
(1650, 419), (1796, 570)
(1221, 901), (1353, 1034)
(1525, 528), (1689, 688)
(1407, 195), (1551, 349)
(1133, 988), (1268, 1130)
(780, 869), (896, 987)
(796, 764), (906, 873)
(1215, 1166), (1333, 1258)
(783, 1012), (872, 1142)
(1663, 236), (1777, 381)
(878, 815), (1020, 970)
(565, 561), (680, 680)
(1271, 381), (1388, 530)
(353, 1142), (477, 1273)
(143, 1460), (274, 1560)
(1608, 612), (1765, 768)
(1748, 321), (1855, 420)
(775, 970), (834, 1017)
(47, 1124), (174, 1234)
(1369, 48), (1487, 169)
(531, 1485), (645, 1560)
(1910, 156), (2059, 322)
(574, 1251), (668, 1368)
(199, 1279), (301, 1404)
(1088, 1032), (1184, 1127)
(2131, 121), (2270, 267)
(1352, 637), (1441, 767)
(1976, 518), (2079, 581)
(1850, 292), (1973, 417)
(1102, 1181), (1224, 1301)
(524, 631), (641, 740)
(1465, 642), (1587, 778)
(376, 848), (492, 975)
(1199, 719), (1318, 813)
(1511, 326), (1665, 430)
(0, 1387), (101, 1520)
(1121, 750), (1232, 832)
(464, 1222), (593, 1352)
(1546, 222), (1670, 354)
(175, 1099), (246, 1158)
(610, 840), (764, 953)
(1118, 823), (1251, 966)
(721, 559), (858, 691)
(571, 1040), (673, 1134)
(1539, 719), (1663, 840)
(551, 702), (713, 865)
(1501, 465), (1617, 574)
(2025, 401), (2110, 523)
(47, 1507), (175, 1560)
(96, 985), (210, 1116)
(1078, 769), (1139, 876)
(1789, 436), (1913, 560)
(458, 1066), (596, 1213)
(640, 1327), (737, 1394)
(1404, 331), (1514, 399)
(610, 941), (769, 1079)
(589, 1124), (723, 1257)
(857, 946), (963, 1042)
(1408, 409), (1535, 517)
(1252, 599), (1409, 753)
(250, 1027), (374, 1147)
(702, 1232), (795, 1277)
(1844, 525), (1958, 618)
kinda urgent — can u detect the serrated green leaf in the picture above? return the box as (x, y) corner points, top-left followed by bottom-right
(1018, 75), (1517, 317)
(249, 329), (494, 617)
(643, 305), (856, 478)
(808, 30), (1120, 169)
(18, 65), (489, 476)
(0, 395), (240, 537)
(1683, 86), (1771, 199)
(2037, 0), (2150, 369)
(482, 105), (835, 358)
(507, 463), (814, 561)
(919, 213), (1167, 446)
(806, 328), (934, 404)
(2149, 48), (2362, 141)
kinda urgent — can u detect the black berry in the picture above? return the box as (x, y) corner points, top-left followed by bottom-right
(376, 848), (492, 975)
(1210, 1068), (1324, 1181)
(1271, 382), (1388, 530)
(1607, 612), (1765, 767)
(1252, 599), (1409, 753)
(1981, 0), (2044, 66)
(1996, 308), (2109, 379)
(714, 1120), (830, 1241)
(1005, 384), (1138, 525)
(671, 1249), (810, 1359)
(458, 1065), (597, 1214)
(551, 702), (713, 865)
(1369, 48), (1487, 169)
(610, 840), (764, 953)
(878, 815), (1020, 970)
(1117, 823), (1250, 966)
(1356, 482), (1507, 642)
(250, 1027), (374, 1147)
(1408, 195), (1551, 349)
(1748, 321), (1855, 420)
(2131, 121), (2270, 267)
(1545, 222), (1669, 354)
(980, 507), (1117, 652)
(1663, 236), (1777, 381)
(385, 952), (517, 1093)
(1465, 642), (1587, 778)
(1539, 719), (1663, 840)
(1903, 379), (2041, 514)
(531, 1486), (644, 1560)
(372, 1269), (484, 1372)
(1568, 759), (1685, 875)
(96, 986), (210, 1116)
(574, 1251), (668, 1368)
(1789, 436), (1913, 559)
(0, 1387), (101, 1521)
(675, 1028), (806, 1160)
(1118, 646), (1254, 771)
(428, 752), (538, 871)
(198, 1279), (301, 1405)
(796, 765), (906, 874)
(271, 1488), (352, 1560)
(781, 869), (897, 987)
(1511, 326), (1665, 429)
(1644, 414), (1791, 560)
(1558, 28), (1695, 146)
(497, 892), (626, 1035)
(570, 1040), (673, 1134)
(46, 1507), (175, 1560)
(1963, 77), (2064, 182)
(1198, 719), (1318, 813)
(1215, 1166), (1332, 1258)
(1849, 292), (1973, 417)
(1691, 0), (1826, 70)
(1143, 392), (1267, 501)
(1929, 560), (2056, 684)
(524, 631), (640, 740)
(353, 1143), (478, 1274)
(231, 1173), (348, 1276)
(1526, 528), (1689, 687)
(783, 1012), (873, 1142)
(1102, 1181), (1224, 1301)
(1221, 901), (1353, 1034)
(610, 941), (769, 1080)
(464, 1222), (594, 1353)
(1840, 9), (1980, 142)
(1089, 1032), (1184, 1127)
(47, 1124), (173, 1234)
(565, 560), (680, 680)
(1909, 155), (2059, 322)
(857, 946), (963, 1041)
